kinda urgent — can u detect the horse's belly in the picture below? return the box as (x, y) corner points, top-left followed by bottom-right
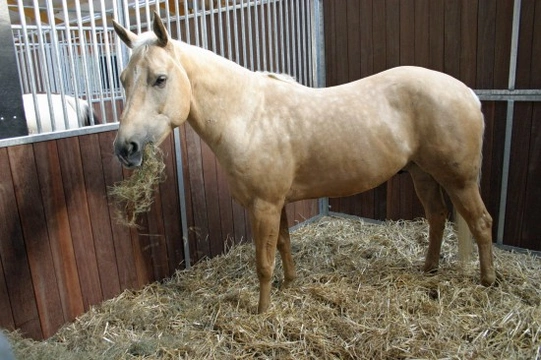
(287, 156), (406, 202)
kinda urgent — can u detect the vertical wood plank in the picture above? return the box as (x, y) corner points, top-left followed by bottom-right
(8, 144), (64, 338)
(346, 0), (361, 81)
(184, 124), (211, 260)
(460, 0), (478, 86)
(32, 141), (84, 324)
(0, 148), (41, 338)
(56, 137), (103, 310)
(476, 0), (497, 88)
(200, 141), (224, 257)
(400, 0), (415, 66)
(158, 133), (185, 272)
(79, 134), (122, 300)
(98, 131), (140, 290)
(385, 0), (400, 68)
(493, 0), (513, 88)
(429, 0), (444, 71)
(444, 0), (461, 78)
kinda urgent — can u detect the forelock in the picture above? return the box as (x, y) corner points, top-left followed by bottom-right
(132, 31), (159, 49)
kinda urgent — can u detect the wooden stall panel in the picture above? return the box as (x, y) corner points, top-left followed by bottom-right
(0, 148), (41, 339)
(32, 141), (84, 326)
(8, 144), (65, 338)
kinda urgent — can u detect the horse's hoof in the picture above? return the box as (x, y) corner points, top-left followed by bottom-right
(280, 278), (295, 290)
(481, 272), (496, 287)
(423, 264), (439, 274)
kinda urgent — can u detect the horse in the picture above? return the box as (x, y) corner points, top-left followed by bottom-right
(24, 93), (98, 134)
(112, 14), (495, 313)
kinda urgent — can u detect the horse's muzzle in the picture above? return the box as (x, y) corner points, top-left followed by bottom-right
(114, 139), (143, 169)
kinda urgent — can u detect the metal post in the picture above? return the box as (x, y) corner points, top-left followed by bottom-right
(311, 0), (329, 216)
(174, 127), (191, 269)
(496, 0), (522, 245)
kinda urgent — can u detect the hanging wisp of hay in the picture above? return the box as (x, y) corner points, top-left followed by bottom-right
(108, 143), (166, 227)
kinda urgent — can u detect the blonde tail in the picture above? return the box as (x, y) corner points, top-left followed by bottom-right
(455, 209), (473, 264)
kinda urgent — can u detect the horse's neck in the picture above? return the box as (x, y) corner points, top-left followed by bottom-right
(177, 42), (259, 147)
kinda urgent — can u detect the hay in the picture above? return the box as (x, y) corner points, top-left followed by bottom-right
(7, 217), (541, 359)
(108, 144), (166, 227)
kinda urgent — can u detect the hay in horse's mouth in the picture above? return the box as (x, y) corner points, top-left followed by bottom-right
(108, 143), (166, 227)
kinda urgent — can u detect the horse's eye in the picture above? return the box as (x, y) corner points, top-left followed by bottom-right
(154, 75), (167, 88)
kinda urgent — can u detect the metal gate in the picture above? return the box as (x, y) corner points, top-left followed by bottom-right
(3, 0), (322, 140)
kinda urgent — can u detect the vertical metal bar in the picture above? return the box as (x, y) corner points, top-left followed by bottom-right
(311, 0), (328, 215)
(74, 0), (94, 125)
(86, 0), (107, 122)
(247, 0), (254, 70)
(174, 0), (181, 41)
(311, 0), (325, 88)
(232, 0), (240, 63)
(193, 0), (201, 47)
(271, 0), (278, 72)
(279, 0), (285, 73)
(301, 0), (308, 85)
(173, 127), (191, 269)
(45, 0), (72, 129)
(183, 0), (191, 43)
(100, 0), (119, 124)
(210, 0), (217, 53)
(31, 0), (57, 131)
(17, 0), (42, 131)
(295, 0), (301, 81)
(260, 0), (267, 70)
(288, 0), (295, 77)
(240, 0), (248, 68)
(254, 0), (261, 70)
(217, 0), (225, 57)
(497, 0), (521, 245)
(265, 0), (272, 71)
(226, 0), (233, 61)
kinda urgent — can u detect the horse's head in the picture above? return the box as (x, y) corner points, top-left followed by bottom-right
(112, 13), (191, 168)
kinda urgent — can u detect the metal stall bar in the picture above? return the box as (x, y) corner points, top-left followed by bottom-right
(496, 0), (522, 246)
(310, 0), (328, 216)
(44, 0), (73, 130)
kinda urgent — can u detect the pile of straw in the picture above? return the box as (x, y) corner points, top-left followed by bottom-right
(108, 144), (166, 227)
(8, 217), (541, 359)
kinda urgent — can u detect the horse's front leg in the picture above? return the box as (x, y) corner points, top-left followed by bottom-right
(249, 199), (283, 313)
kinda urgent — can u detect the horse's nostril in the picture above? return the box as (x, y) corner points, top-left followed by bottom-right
(128, 141), (139, 155)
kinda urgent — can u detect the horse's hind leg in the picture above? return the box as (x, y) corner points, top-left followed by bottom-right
(408, 165), (449, 273)
(445, 183), (495, 286)
(278, 207), (297, 289)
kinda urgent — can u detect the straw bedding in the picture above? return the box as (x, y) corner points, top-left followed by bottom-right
(7, 217), (541, 359)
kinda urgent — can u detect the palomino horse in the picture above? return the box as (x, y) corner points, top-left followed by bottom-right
(112, 14), (495, 313)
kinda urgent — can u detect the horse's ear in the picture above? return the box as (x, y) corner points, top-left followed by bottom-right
(152, 11), (168, 47)
(112, 19), (137, 49)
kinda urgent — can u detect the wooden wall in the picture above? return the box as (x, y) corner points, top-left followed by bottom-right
(0, 132), (184, 339)
(0, 125), (317, 340)
(323, 0), (541, 251)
